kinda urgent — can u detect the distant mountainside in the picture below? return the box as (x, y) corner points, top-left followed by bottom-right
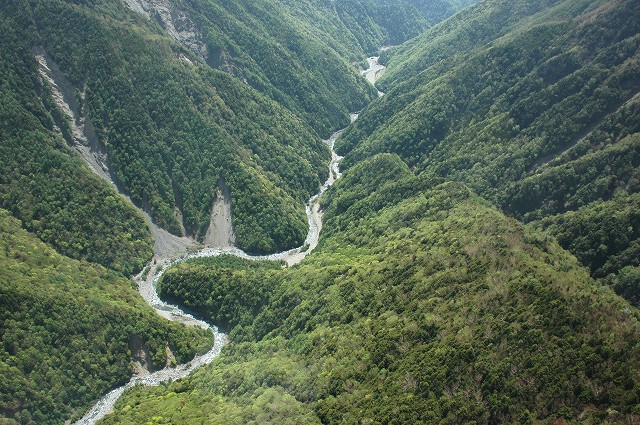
(338, 0), (640, 298)
(118, 0), (374, 138)
(116, 0), (479, 135)
(102, 154), (640, 424)
(288, 0), (478, 54)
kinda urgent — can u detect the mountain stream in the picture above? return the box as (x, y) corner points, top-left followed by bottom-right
(72, 58), (385, 425)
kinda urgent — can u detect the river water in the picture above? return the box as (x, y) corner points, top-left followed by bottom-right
(76, 58), (384, 425)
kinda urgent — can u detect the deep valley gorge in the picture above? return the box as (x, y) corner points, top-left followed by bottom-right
(1, 0), (640, 424)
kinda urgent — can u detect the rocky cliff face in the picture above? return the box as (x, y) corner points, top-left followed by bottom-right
(121, 0), (246, 81)
(122, 0), (208, 62)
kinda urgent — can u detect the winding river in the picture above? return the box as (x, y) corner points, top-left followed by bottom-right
(75, 59), (384, 425)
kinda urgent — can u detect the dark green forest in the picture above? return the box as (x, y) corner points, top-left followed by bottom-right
(337, 0), (640, 298)
(4, 0), (336, 253)
(2, 0), (640, 423)
(0, 7), (153, 274)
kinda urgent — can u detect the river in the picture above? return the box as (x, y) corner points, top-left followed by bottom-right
(362, 56), (386, 85)
(75, 57), (385, 425)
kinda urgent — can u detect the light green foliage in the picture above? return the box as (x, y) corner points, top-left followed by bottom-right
(321, 153), (412, 217)
(102, 156), (640, 424)
(0, 210), (213, 424)
(337, 0), (640, 286)
(158, 255), (282, 330)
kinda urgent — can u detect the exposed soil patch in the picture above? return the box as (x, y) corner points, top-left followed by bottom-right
(203, 179), (235, 248)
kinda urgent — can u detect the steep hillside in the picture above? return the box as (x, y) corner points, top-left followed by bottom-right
(337, 0), (640, 287)
(534, 191), (640, 280)
(120, 0), (374, 137)
(0, 210), (212, 424)
(2, 0), (334, 254)
(296, 0), (477, 55)
(1, 0), (479, 258)
(117, 0), (478, 136)
(0, 6), (153, 274)
(102, 156), (640, 424)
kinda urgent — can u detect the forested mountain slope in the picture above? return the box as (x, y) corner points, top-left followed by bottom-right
(337, 0), (640, 295)
(2, 0), (479, 259)
(4, 0), (640, 423)
(3, 0), (331, 255)
(0, 0), (482, 423)
(1, 0), (476, 257)
(119, 0), (478, 136)
(283, 0), (479, 56)
(0, 6), (154, 274)
(120, 0), (374, 138)
(103, 155), (640, 424)
(0, 210), (212, 424)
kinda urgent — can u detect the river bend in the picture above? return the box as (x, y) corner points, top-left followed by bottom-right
(75, 58), (384, 425)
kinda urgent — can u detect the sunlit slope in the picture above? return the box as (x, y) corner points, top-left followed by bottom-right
(102, 155), (640, 424)
(0, 210), (212, 424)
